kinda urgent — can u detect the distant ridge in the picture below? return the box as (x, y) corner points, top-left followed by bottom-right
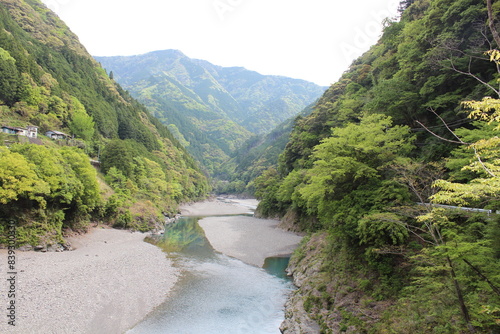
(96, 50), (326, 175)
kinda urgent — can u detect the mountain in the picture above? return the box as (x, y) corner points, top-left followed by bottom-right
(254, 0), (500, 332)
(95, 50), (325, 175)
(218, 103), (315, 194)
(0, 0), (209, 245)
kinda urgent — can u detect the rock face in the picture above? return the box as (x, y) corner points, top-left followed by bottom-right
(280, 232), (392, 333)
(280, 234), (324, 333)
(281, 292), (322, 334)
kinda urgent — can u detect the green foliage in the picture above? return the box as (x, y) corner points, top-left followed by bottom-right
(357, 212), (409, 247)
(295, 114), (414, 226)
(0, 146), (48, 205)
(100, 139), (135, 177)
(0, 47), (19, 105)
(0, 0), (210, 244)
(68, 100), (95, 141)
(254, 167), (285, 217)
(0, 144), (101, 244)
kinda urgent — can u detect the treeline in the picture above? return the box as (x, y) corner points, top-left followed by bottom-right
(0, 0), (209, 245)
(254, 0), (500, 332)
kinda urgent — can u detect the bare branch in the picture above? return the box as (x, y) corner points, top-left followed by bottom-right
(472, 145), (497, 177)
(449, 57), (500, 97)
(416, 121), (471, 145)
(463, 258), (500, 296)
(428, 107), (464, 143)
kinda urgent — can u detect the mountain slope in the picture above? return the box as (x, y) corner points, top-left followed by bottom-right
(95, 50), (325, 175)
(0, 0), (209, 245)
(255, 0), (500, 332)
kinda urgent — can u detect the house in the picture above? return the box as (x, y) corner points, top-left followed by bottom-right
(2, 125), (26, 136)
(26, 126), (38, 138)
(1, 125), (37, 137)
(45, 130), (69, 140)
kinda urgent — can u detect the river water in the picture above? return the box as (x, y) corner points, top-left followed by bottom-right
(127, 216), (295, 334)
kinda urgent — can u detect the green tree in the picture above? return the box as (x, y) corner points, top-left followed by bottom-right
(0, 47), (19, 105)
(100, 139), (135, 177)
(59, 146), (100, 215)
(299, 114), (415, 224)
(69, 108), (95, 141)
(10, 144), (79, 205)
(0, 146), (49, 205)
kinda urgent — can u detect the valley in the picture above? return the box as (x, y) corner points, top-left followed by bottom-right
(0, 0), (499, 333)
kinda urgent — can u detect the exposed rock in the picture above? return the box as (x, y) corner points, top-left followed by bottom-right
(280, 233), (325, 333)
(18, 245), (33, 251)
(281, 231), (393, 333)
(280, 292), (321, 334)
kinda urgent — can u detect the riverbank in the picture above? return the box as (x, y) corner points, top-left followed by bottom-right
(180, 198), (303, 267)
(180, 197), (258, 216)
(199, 216), (303, 267)
(0, 227), (178, 334)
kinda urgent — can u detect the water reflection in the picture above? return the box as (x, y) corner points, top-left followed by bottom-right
(150, 217), (214, 257)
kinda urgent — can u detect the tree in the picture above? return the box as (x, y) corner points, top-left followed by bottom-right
(409, 47), (500, 332)
(69, 108), (95, 141)
(100, 139), (135, 177)
(299, 114), (415, 223)
(0, 147), (49, 205)
(0, 47), (19, 105)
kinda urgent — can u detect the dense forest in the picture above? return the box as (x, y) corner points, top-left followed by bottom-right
(254, 0), (500, 332)
(0, 0), (209, 246)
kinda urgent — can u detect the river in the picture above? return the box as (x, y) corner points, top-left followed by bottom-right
(127, 214), (297, 334)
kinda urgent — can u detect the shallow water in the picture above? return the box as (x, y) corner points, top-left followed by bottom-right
(129, 217), (294, 334)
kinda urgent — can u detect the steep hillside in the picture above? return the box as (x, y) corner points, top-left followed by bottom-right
(0, 0), (209, 246)
(218, 103), (315, 194)
(255, 0), (500, 332)
(95, 50), (325, 175)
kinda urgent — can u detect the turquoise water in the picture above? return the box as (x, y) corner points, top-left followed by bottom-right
(129, 217), (294, 334)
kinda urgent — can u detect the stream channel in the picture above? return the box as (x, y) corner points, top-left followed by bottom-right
(127, 215), (295, 334)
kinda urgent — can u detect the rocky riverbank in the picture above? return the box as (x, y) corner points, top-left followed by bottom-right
(280, 232), (393, 333)
(0, 227), (179, 334)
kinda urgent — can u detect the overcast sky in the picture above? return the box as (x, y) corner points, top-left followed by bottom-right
(41, 0), (400, 86)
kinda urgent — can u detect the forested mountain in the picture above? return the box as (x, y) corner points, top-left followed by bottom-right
(218, 103), (316, 194)
(0, 0), (209, 246)
(255, 0), (500, 332)
(95, 50), (325, 175)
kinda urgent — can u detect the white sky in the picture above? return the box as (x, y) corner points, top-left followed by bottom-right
(41, 0), (400, 86)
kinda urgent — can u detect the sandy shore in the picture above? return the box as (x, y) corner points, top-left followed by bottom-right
(0, 228), (178, 334)
(181, 198), (303, 267)
(198, 216), (303, 267)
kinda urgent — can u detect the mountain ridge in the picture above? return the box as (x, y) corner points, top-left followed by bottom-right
(95, 50), (325, 175)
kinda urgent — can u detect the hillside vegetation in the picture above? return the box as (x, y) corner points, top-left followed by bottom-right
(96, 50), (325, 176)
(0, 0), (209, 246)
(255, 0), (500, 332)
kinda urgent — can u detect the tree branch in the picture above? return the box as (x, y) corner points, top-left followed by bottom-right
(416, 121), (471, 145)
(428, 107), (465, 143)
(449, 57), (500, 97)
(463, 258), (500, 297)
